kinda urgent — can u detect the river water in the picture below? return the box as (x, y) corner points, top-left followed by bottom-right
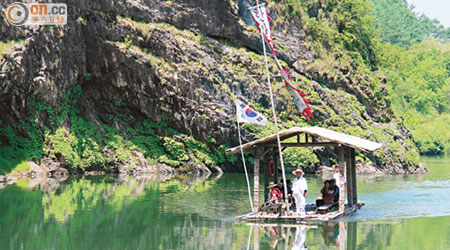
(0, 156), (449, 249)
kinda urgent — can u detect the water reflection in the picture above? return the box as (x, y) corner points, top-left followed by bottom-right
(0, 156), (449, 249)
(39, 172), (220, 223)
(246, 221), (354, 250)
(0, 171), (231, 249)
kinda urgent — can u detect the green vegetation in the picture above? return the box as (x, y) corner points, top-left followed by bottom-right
(368, 0), (450, 155)
(0, 83), (236, 173)
(0, 110), (45, 174)
(273, 0), (378, 67)
(0, 40), (24, 59)
(124, 35), (133, 48)
(271, 0), (449, 157)
(10, 161), (31, 175)
(296, 0), (377, 64)
(45, 128), (106, 168)
(374, 28), (450, 154)
(76, 16), (87, 26)
(370, 0), (450, 47)
(272, 0), (394, 125)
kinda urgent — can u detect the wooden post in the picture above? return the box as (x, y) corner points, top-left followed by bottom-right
(346, 147), (358, 207)
(338, 222), (346, 250)
(350, 148), (357, 205)
(338, 146), (346, 213)
(345, 147), (354, 207)
(264, 149), (269, 201)
(347, 222), (357, 250)
(253, 225), (260, 250)
(254, 149), (261, 211)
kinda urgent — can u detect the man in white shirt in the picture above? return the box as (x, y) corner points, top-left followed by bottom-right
(333, 164), (347, 212)
(333, 165), (341, 188)
(292, 169), (307, 216)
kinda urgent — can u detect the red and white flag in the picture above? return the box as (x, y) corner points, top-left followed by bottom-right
(248, 3), (313, 123)
(249, 3), (278, 56)
(236, 99), (268, 126)
(286, 86), (313, 123)
(273, 57), (313, 123)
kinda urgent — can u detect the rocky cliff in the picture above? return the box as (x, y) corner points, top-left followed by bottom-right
(0, 0), (426, 174)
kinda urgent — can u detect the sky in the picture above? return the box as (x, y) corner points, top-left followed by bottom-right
(406, 0), (450, 28)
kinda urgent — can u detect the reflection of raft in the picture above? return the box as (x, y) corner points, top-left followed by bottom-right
(227, 126), (380, 222)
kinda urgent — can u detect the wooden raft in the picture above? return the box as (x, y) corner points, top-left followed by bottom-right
(227, 126), (381, 222)
(236, 203), (364, 223)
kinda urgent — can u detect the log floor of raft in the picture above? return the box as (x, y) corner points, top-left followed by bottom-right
(236, 203), (364, 223)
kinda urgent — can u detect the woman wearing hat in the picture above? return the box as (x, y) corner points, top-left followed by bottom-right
(261, 182), (283, 212)
(292, 169), (308, 216)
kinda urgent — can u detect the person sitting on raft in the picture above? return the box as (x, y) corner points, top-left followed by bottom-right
(262, 182), (282, 207)
(316, 180), (333, 207)
(268, 182), (282, 203)
(261, 182), (283, 211)
(329, 179), (339, 203)
(277, 180), (293, 201)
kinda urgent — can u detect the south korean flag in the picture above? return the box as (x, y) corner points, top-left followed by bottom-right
(236, 99), (268, 126)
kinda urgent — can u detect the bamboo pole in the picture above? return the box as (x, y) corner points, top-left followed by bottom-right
(246, 225), (253, 250)
(237, 110), (254, 211)
(255, 1), (290, 211)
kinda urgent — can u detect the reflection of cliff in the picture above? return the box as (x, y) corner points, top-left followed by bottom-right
(35, 173), (248, 250)
(160, 173), (264, 219)
(41, 173), (181, 223)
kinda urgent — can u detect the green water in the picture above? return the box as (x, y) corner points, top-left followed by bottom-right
(0, 157), (449, 249)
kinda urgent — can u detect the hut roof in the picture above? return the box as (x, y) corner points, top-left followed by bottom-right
(226, 126), (382, 154)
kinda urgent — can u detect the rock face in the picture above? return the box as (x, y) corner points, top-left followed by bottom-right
(40, 157), (69, 177)
(0, 0), (426, 174)
(104, 149), (176, 175)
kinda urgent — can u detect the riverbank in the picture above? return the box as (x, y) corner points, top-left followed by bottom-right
(0, 153), (432, 191)
(0, 157), (215, 190)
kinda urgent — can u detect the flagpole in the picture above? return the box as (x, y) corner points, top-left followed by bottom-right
(257, 6), (290, 211)
(236, 98), (255, 211)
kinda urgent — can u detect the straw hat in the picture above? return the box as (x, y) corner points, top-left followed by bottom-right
(292, 168), (304, 175)
(333, 164), (339, 169)
(268, 182), (278, 188)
